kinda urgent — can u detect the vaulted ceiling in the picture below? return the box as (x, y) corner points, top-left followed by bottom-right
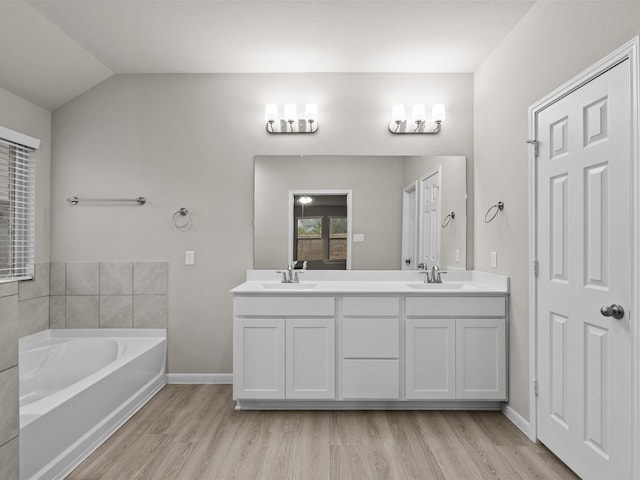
(0, 1), (535, 110)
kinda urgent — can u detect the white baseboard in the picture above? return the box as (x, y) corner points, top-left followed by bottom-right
(501, 403), (535, 441)
(167, 373), (233, 384)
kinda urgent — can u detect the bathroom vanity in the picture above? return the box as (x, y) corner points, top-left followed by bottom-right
(231, 270), (509, 410)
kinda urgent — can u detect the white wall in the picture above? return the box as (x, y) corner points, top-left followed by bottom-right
(51, 73), (473, 374)
(0, 87), (51, 262)
(474, 1), (640, 421)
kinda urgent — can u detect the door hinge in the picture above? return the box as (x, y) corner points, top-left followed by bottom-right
(534, 380), (539, 397)
(526, 139), (539, 157)
(533, 260), (539, 277)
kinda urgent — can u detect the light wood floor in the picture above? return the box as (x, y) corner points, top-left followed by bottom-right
(67, 385), (578, 480)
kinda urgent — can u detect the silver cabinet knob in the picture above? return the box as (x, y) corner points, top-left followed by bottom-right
(600, 304), (624, 320)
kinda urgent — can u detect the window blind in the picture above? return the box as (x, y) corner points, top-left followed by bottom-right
(0, 130), (38, 283)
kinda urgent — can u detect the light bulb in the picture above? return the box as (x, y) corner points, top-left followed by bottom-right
(305, 104), (318, 123)
(412, 104), (426, 124)
(264, 104), (278, 123)
(284, 104), (298, 122)
(391, 104), (406, 123)
(432, 104), (446, 123)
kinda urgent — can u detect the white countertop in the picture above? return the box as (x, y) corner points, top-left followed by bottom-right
(231, 270), (509, 295)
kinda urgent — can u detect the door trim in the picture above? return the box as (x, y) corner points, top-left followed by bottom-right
(402, 180), (418, 269)
(527, 37), (639, 478)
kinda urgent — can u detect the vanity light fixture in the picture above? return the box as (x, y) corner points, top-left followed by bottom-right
(265, 103), (318, 134)
(389, 103), (445, 134)
(298, 196), (313, 204)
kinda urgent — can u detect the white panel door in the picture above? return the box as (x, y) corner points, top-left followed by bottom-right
(406, 318), (455, 399)
(420, 168), (441, 268)
(285, 318), (335, 399)
(402, 181), (418, 269)
(536, 60), (632, 479)
(234, 318), (285, 399)
(455, 318), (506, 400)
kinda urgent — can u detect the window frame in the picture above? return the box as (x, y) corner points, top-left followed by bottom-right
(0, 126), (39, 284)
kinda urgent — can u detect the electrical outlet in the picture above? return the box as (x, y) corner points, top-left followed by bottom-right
(353, 234), (365, 243)
(490, 251), (497, 269)
(185, 250), (195, 265)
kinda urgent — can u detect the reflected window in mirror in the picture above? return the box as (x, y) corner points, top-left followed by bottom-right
(293, 194), (347, 270)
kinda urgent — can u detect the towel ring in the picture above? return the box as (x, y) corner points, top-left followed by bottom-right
(172, 207), (193, 232)
(484, 201), (504, 223)
(441, 212), (455, 228)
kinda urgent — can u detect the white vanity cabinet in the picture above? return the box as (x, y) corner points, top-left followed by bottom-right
(341, 296), (400, 399)
(405, 296), (507, 401)
(233, 296), (335, 400)
(405, 318), (456, 399)
(234, 317), (285, 399)
(232, 271), (510, 409)
(286, 318), (335, 399)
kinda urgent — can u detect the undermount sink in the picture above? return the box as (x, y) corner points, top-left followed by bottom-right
(261, 283), (318, 290)
(406, 282), (478, 290)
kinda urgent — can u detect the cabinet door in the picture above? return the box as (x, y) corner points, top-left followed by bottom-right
(286, 318), (335, 399)
(405, 318), (455, 399)
(234, 318), (285, 399)
(456, 318), (506, 400)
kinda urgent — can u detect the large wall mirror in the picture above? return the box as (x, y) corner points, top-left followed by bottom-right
(254, 155), (467, 270)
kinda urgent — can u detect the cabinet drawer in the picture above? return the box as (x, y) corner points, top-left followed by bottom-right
(406, 296), (505, 317)
(342, 359), (399, 399)
(343, 317), (399, 358)
(235, 296), (334, 316)
(342, 296), (399, 316)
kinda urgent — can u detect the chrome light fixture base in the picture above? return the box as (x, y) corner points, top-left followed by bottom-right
(389, 120), (442, 134)
(266, 120), (318, 134)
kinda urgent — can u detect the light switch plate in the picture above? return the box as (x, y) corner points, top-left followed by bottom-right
(455, 249), (460, 263)
(490, 251), (497, 269)
(353, 234), (365, 243)
(185, 250), (195, 265)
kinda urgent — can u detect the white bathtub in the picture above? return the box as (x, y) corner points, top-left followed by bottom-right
(19, 329), (167, 480)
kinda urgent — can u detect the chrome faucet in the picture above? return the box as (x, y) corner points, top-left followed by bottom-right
(276, 261), (307, 283)
(430, 265), (443, 283)
(418, 264), (447, 283)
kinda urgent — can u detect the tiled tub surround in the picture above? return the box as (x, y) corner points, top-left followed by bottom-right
(0, 282), (19, 480)
(0, 262), (166, 479)
(49, 262), (168, 330)
(19, 329), (167, 480)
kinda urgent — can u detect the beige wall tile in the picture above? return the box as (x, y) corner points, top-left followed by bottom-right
(66, 296), (99, 328)
(66, 262), (99, 296)
(49, 296), (66, 329)
(0, 437), (18, 480)
(18, 262), (50, 301)
(0, 296), (18, 371)
(133, 262), (168, 295)
(18, 296), (49, 338)
(100, 262), (133, 295)
(100, 295), (133, 328)
(49, 262), (66, 296)
(134, 295), (168, 328)
(0, 367), (18, 446)
(0, 282), (18, 298)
